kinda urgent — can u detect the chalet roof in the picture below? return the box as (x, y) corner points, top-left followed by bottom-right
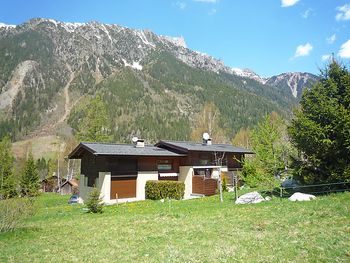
(61, 179), (79, 188)
(69, 142), (185, 159)
(156, 140), (254, 154)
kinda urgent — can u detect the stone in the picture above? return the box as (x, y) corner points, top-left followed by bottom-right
(288, 192), (316, 201)
(264, 196), (272, 201)
(235, 191), (265, 204)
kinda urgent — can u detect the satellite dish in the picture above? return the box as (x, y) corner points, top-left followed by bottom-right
(132, 137), (138, 143)
(202, 133), (210, 140)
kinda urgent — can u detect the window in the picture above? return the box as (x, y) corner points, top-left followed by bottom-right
(157, 160), (173, 171)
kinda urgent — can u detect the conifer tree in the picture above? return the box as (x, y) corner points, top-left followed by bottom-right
(288, 62), (350, 183)
(0, 136), (17, 199)
(20, 153), (40, 197)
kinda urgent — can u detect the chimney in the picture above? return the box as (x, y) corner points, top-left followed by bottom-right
(136, 139), (145, 148)
(202, 132), (212, 145)
(206, 138), (212, 145)
(132, 137), (145, 147)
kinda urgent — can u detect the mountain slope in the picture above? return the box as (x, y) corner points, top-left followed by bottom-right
(266, 72), (319, 98)
(0, 19), (317, 142)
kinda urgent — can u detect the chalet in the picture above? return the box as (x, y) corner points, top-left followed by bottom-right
(60, 179), (79, 195)
(68, 136), (253, 204)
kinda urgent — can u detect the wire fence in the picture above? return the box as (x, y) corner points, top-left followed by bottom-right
(278, 181), (350, 198)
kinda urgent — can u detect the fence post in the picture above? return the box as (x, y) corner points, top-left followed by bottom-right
(280, 187), (283, 199)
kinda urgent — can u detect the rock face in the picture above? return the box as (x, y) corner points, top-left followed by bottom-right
(235, 191), (265, 204)
(266, 72), (319, 98)
(288, 192), (316, 201)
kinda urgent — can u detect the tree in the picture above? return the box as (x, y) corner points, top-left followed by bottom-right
(20, 153), (40, 197)
(85, 188), (104, 213)
(242, 113), (292, 189)
(191, 102), (227, 143)
(232, 127), (252, 149)
(0, 136), (17, 199)
(288, 62), (350, 183)
(76, 96), (112, 142)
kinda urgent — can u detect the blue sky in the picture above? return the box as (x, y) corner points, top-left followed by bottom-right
(1, 0), (350, 77)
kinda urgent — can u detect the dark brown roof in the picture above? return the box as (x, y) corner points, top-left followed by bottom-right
(69, 142), (186, 159)
(155, 140), (254, 154)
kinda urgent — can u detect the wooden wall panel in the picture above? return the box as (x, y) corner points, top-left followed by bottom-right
(192, 175), (204, 195)
(110, 177), (136, 199)
(204, 178), (217, 196)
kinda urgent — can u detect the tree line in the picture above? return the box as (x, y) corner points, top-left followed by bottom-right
(234, 62), (350, 188)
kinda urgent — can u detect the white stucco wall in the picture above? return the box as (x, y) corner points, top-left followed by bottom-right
(137, 171), (158, 200)
(78, 172), (111, 204)
(98, 172), (111, 204)
(179, 166), (193, 198)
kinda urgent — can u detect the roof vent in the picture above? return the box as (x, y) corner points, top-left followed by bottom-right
(202, 133), (212, 145)
(132, 137), (145, 148)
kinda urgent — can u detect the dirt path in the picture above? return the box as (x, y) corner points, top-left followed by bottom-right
(57, 65), (74, 124)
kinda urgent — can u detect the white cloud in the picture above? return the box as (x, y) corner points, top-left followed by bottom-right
(338, 39), (350, 58)
(301, 8), (312, 18)
(175, 1), (187, 10)
(294, 43), (313, 58)
(281, 0), (300, 8)
(336, 4), (350, 21)
(321, 54), (331, 61)
(194, 0), (218, 3)
(326, 34), (336, 44)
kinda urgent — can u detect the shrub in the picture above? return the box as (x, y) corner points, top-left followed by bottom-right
(85, 188), (104, 213)
(0, 197), (36, 232)
(222, 174), (228, 192)
(145, 180), (185, 200)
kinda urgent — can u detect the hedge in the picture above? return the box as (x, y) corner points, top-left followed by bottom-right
(145, 180), (185, 200)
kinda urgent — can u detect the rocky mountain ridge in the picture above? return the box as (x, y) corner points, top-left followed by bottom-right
(0, 18), (318, 142)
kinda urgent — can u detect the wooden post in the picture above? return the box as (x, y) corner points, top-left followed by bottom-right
(115, 193), (118, 205)
(234, 170), (238, 202)
(280, 187), (283, 199)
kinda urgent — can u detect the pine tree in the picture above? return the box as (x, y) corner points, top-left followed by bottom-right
(288, 62), (350, 183)
(20, 153), (40, 197)
(0, 136), (17, 199)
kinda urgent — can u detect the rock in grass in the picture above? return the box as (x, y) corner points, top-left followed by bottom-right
(235, 191), (265, 204)
(288, 192), (316, 201)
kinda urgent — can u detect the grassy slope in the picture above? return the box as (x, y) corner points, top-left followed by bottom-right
(0, 192), (349, 262)
(11, 135), (65, 160)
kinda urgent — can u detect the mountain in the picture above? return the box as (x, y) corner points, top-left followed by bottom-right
(0, 18), (318, 143)
(266, 72), (319, 98)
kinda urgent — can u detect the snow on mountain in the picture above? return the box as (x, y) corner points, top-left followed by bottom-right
(231, 68), (267, 84)
(161, 36), (187, 48)
(265, 72), (319, 98)
(0, 23), (16, 29)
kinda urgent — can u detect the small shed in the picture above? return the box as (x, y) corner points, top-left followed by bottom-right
(60, 179), (79, 195)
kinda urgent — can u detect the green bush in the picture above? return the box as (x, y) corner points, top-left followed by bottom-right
(222, 175), (228, 192)
(145, 180), (185, 200)
(85, 188), (104, 213)
(0, 197), (36, 232)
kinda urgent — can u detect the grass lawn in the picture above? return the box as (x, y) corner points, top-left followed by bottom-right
(1, 192), (349, 263)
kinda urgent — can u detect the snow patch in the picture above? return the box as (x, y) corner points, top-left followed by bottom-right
(231, 67), (267, 84)
(162, 36), (187, 48)
(100, 24), (113, 43)
(122, 59), (143, 71)
(0, 23), (16, 29)
(60, 22), (85, 33)
(136, 30), (155, 48)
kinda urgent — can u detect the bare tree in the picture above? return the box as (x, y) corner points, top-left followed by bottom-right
(214, 151), (225, 203)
